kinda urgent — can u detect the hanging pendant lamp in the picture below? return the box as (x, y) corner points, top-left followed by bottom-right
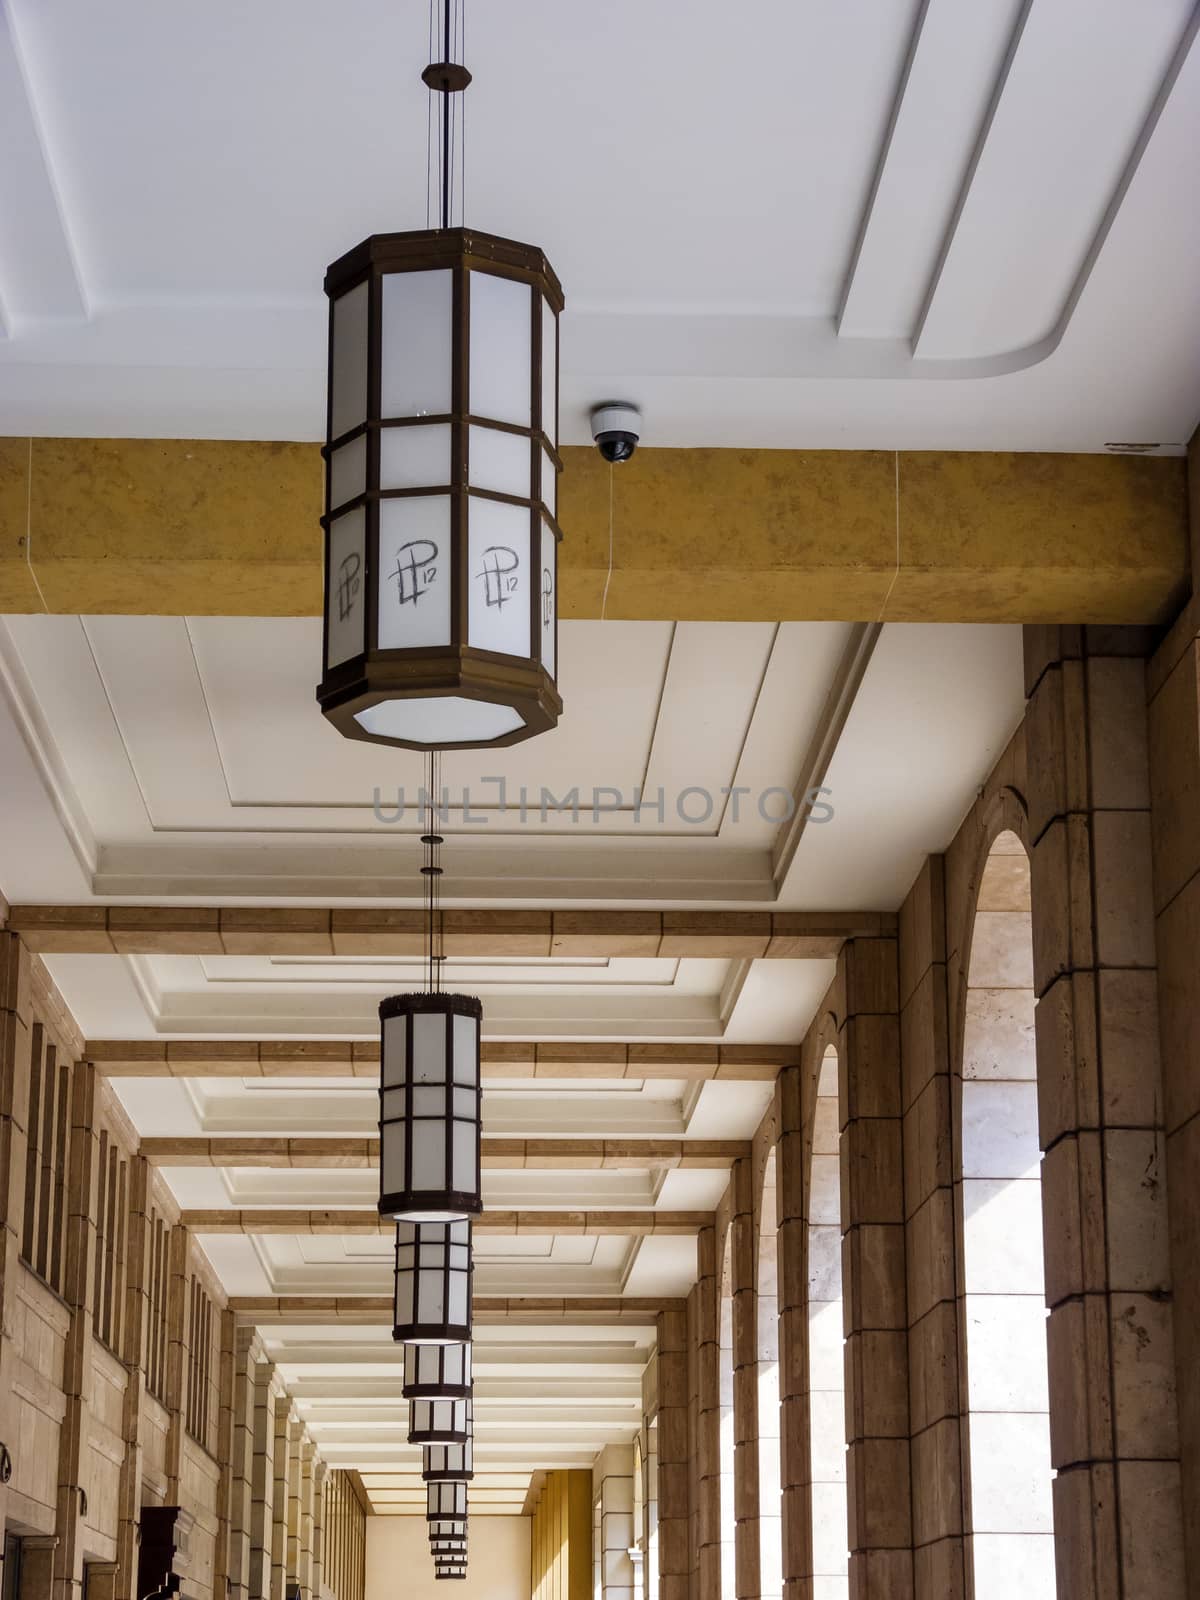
(428, 1482), (469, 1524)
(424, 1436), (474, 1483)
(404, 1341), (473, 1399)
(318, 0), (563, 753)
(409, 1395), (471, 1446)
(393, 1218), (472, 1345)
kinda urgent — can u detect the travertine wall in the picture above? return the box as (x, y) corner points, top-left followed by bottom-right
(0, 932), (364, 1600)
(673, 618), (1200, 1600)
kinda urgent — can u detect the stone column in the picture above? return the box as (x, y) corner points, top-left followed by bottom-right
(694, 1223), (722, 1600)
(899, 857), (965, 1600)
(1025, 625), (1183, 1597)
(728, 1160), (759, 1600)
(596, 1444), (636, 1600)
(0, 931), (33, 1549)
(115, 1157), (151, 1600)
(655, 1309), (689, 1600)
(271, 1400), (294, 1600)
(53, 1060), (100, 1600)
(83, 1562), (119, 1600)
(227, 1328), (268, 1600)
(686, 1288), (700, 1600)
(298, 1434), (316, 1600)
(287, 1417), (305, 1592)
(20, 1539), (61, 1600)
(840, 936), (913, 1599)
(1148, 608), (1200, 1590)
(249, 1362), (284, 1600)
(755, 1156), (781, 1600)
(163, 1223), (190, 1501)
(311, 1459), (328, 1600)
(774, 1064), (810, 1600)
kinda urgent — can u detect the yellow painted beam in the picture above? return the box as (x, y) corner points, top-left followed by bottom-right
(0, 436), (1189, 623)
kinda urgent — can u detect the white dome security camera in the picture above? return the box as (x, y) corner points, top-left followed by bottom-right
(590, 402), (642, 464)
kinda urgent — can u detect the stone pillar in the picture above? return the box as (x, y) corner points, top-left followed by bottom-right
(83, 1562), (119, 1600)
(0, 931), (33, 1549)
(227, 1328), (268, 1600)
(115, 1157), (151, 1600)
(287, 1418), (305, 1592)
(297, 1433), (316, 1600)
(694, 1223), (722, 1600)
(311, 1459), (328, 1600)
(271, 1400), (294, 1600)
(840, 936), (912, 1599)
(729, 1160), (759, 1600)
(655, 1309), (689, 1600)
(1025, 625), (1184, 1597)
(20, 1538), (61, 1600)
(755, 1157), (781, 1600)
(163, 1223), (190, 1500)
(249, 1362), (284, 1600)
(686, 1286), (700, 1600)
(774, 1064), (810, 1600)
(596, 1444), (636, 1600)
(899, 857), (965, 1600)
(53, 1060), (100, 1600)
(1148, 611), (1200, 1591)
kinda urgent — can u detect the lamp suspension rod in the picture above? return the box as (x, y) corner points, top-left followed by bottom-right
(423, 0), (471, 233)
(441, 0), (451, 229)
(421, 749), (445, 993)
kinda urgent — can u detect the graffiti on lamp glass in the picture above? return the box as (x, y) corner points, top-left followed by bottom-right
(477, 545), (519, 608)
(541, 567), (553, 626)
(335, 552), (361, 622)
(391, 540), (439, 605)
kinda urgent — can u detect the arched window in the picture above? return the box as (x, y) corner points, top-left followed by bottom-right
(719, 1231), (736, 1598)
(632, 1434), (646, 1600)
(809, 1045), (848, 1593)
(960, 831), (1054, 1596)
(757, 1149), (783, 1598)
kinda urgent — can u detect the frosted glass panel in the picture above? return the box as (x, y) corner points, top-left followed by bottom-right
(412, 1136), (445, 1192)
(468, 425), (530, 499)
(452, 1013), (477, 1082)
(467, 498), (530, 657)
(540, 520), (557, 678)
(380, 424), (452, 490)
(541, 446), (557, 516)
(541, 298), (557, 445)
(355, 695), (525, 746)
(329, 434), (366, 510)
(326, 508), (365, 669)
(377, 497), (451, 649)
(381, 269), (453, 417)
(382, 1013), (408, 1084)
(412, 1012), (447, 1079)
(469, 271), (531, 427)
(330, 281), (368, 439)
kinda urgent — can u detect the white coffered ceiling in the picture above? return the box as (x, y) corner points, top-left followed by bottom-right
(1, 0), (1198, 448)
(0, 615), (1023, 906)
(0, 610), (1023, 1506)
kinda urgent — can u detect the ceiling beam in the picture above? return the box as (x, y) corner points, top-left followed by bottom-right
(141, 1136), (749, 1168)
(11, 904), (893, 957)
(0, 439), (1187, 623)
(83, 1038), (795, 1081)
(184, 1208), (705, 1236)
(232, 1295), (678, 1324)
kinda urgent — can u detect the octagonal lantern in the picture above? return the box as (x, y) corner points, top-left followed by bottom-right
(318, 228), (564, 752)
(404, 1341), (473, 1399)
(428, 1482), (468, 1523)
(379, 993), (481, 1222)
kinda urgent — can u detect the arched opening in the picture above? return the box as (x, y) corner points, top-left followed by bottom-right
(632, 1433), (646, 1600)
(960, 830), (1054, 1596)
(757, 1149), (783, 1599)
(809, 1044), (848, 1594)
(718, 1231), (736, 1598)
(644, 1420), (659, 1600)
